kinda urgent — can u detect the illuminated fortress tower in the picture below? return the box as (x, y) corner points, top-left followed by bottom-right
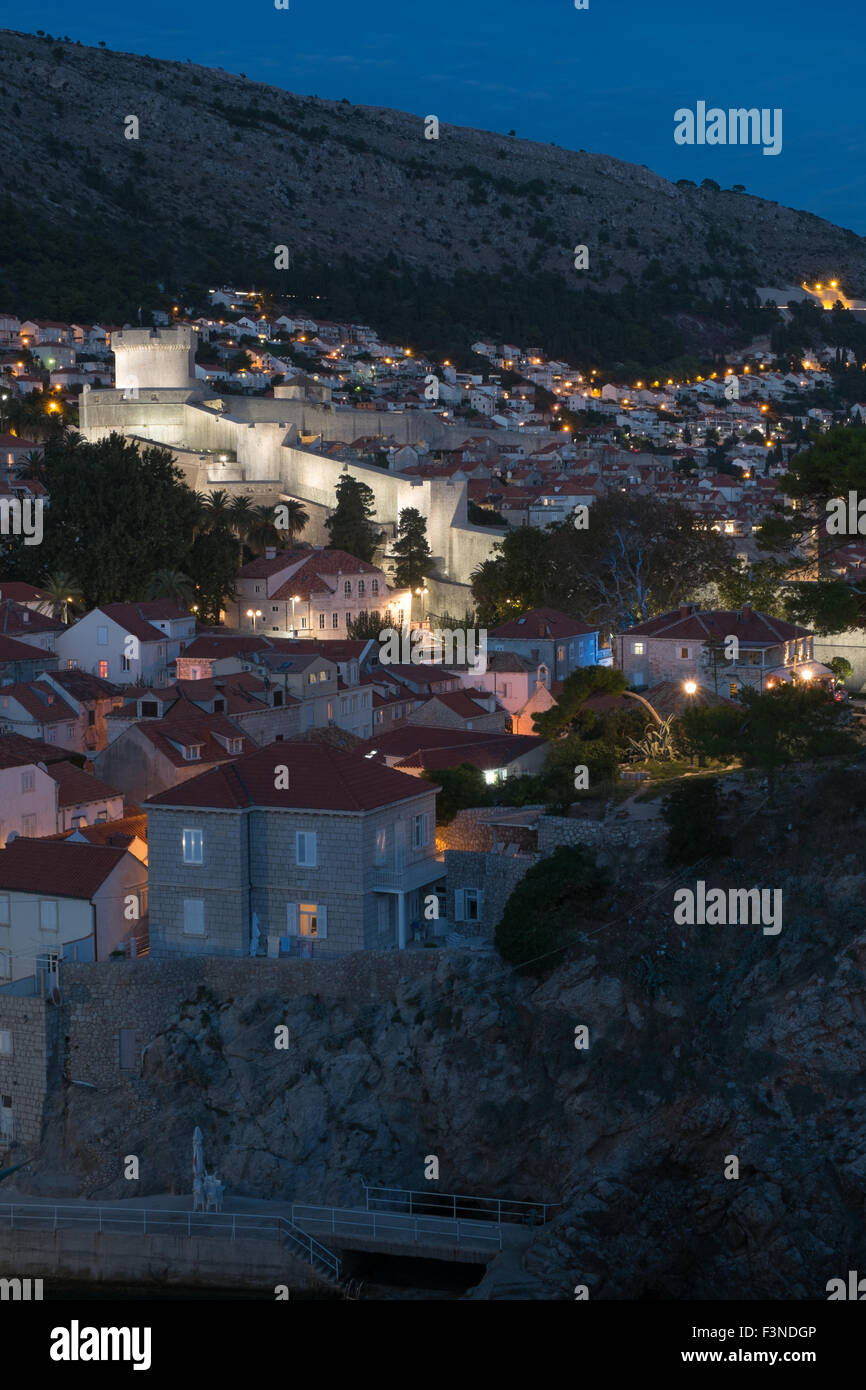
(111, 325), (199, 393)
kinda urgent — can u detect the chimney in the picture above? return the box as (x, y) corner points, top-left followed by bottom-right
(741, 604), (752, 619)
(679, 604), (691, 618)
(265, 546), (276, 561)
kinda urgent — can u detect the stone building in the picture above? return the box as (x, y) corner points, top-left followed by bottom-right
(145, 740), (443, 959)
(615, 603), (826, 697)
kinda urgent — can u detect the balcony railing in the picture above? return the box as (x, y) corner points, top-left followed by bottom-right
(368, 850), (445, 893)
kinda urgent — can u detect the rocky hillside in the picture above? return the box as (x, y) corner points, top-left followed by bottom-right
(1, 27), (864, 364)
(16, 764), (866, 1299)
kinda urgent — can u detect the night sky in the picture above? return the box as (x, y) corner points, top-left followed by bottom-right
(14, 0), (866, 232)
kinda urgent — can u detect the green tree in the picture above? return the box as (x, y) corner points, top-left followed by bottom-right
(681, 683), (856, 802)
(325, 474), (383, 562)
(5, 433), (200, 607)
(144, 568), (195, 607)
(827, 655), (853, 684)
(662, 778), (731, 865)
(228, 495), (254, 566)
(186, 527), (238, 626)
(392, 508), (432, 590)
(346, 611), (386, 641)
(716, 559), (788, 618)
(495, 845), (610, 974)
(532, 666), (627, 739)
(201, 490), (233, 531)
(277, 498), (310, 545)
(422, 763), (490, 824)
(247, 505), (282, 555)
(38, 571), (84, 624)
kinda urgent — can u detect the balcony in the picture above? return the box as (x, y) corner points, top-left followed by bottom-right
(369, 851), (445, 894)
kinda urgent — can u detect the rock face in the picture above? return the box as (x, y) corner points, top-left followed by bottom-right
(1, 28), (864, 302)
(14, 894), (866, 1299)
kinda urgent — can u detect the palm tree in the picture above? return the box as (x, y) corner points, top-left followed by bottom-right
(247, 504), (282, 555)
(144, 568), (196, 608)
(277, 498), (309, 546)
(39, 572), (84, 625)
(229, 494), (254, 566)
(201, 489), (233, 531)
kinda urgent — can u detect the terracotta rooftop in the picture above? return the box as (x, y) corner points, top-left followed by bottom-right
(0, 838), (129, 898)
(144, 740), (431, 811)
(491, 607), (597, 639)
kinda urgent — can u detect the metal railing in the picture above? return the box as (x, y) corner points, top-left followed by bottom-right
(291, 1202), (502, 1250)
(0, 1202), (341, 1282)
(362, 1184), (559, 1226)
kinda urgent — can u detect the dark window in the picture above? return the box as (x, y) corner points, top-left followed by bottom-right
(273, 690), (284, 707)
(213, 699), (225, 713)
(140, 701), (159, 717)
(87, 710), (96, 726)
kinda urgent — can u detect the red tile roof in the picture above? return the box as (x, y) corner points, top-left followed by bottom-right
(491, 607), (597, 639)
(0, 582), (50, 602)
(0, 681), (69, 722)
(144, 740), (431, 811)
(96, 602), (192, 641)
(359, 727), (543, 771)
(49, 812), (148, 847)
(0, 838), (128, 898)
(0, 633), (50, 663)
(42, 762), (122, 807)
(0, 734), (77, 770)
(623, 605), (809, 643)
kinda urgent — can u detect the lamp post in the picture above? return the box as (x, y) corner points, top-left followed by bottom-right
(290, 594), (301, 636)
(414, 584), (429, 627)
(246, 608), (262, 631)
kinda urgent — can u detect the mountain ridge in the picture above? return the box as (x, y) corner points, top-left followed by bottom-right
(1, 28), (864, 368)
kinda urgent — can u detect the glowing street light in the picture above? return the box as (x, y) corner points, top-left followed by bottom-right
(246, 608), (262, 629)
(684, 680), (698, 696)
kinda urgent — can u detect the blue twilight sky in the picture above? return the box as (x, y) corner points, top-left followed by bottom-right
(7, 0), (865, 232)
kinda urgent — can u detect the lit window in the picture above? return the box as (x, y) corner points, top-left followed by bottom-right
(632, 642), (645, 655)
(98, 661), (108, 679)
(299, 902), (326, 937)
(730, 683), (738, 699)
(182, 828), (203, 864)
(679, 648), (689, 660)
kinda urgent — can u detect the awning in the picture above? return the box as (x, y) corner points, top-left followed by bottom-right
(765, 662), (835, 685)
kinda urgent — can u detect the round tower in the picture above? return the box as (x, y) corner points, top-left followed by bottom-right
(112, 326), (197, 391)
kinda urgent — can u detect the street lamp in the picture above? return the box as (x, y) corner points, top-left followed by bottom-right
(684, 680), (698, 696)
(290, 594), (301, 635)
(246, 608), (262, 630)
